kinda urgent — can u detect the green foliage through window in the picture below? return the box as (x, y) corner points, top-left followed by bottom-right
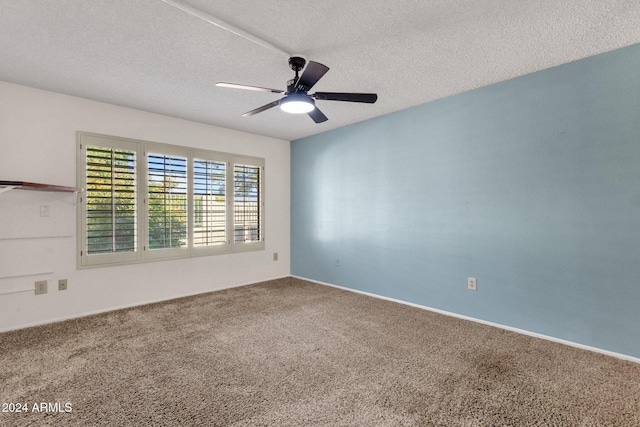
(148, 154), (187, 250)
(85, 146), (136, 254)
(78, 132), (264, 267)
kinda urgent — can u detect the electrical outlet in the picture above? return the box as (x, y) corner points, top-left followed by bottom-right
(468, 277), (477, 291)
(35, 280), (48, 295)
(335, 259), (340, 267)
(273, 252), (278, 261)
(58, 279), (68, 291)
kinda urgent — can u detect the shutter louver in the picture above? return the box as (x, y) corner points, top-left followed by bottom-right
(148, 153), (188, 250)
(193, 159), (226, 246)
(85, 146), (136, 255)
(234, 163), (261, 243)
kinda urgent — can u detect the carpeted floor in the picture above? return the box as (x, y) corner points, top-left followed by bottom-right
(1, 277), (639, 426)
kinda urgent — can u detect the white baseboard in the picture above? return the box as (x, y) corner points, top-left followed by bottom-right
(0, 275), (290, 334)
(292, 275), (640, 365)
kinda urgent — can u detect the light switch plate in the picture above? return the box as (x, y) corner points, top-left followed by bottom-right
(35, 280), (48, 295)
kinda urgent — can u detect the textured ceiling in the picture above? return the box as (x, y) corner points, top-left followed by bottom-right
(1, 0), (640, 141)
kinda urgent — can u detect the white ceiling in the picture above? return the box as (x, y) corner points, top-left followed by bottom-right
(1, 1), (640, 141)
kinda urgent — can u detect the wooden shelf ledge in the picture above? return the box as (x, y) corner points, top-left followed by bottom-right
(0, 180), (83, 194)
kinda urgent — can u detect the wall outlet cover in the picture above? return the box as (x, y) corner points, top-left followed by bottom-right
(58, 279), (68, 291)
(468, 277), (477, 291)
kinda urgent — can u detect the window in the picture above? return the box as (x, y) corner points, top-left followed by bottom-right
(146, 149), (189, 260)
(77, 132), (265, 267)
(234, 161), (262, 244)
(193, 154), (227, 253)
(78, 135), (139, 266)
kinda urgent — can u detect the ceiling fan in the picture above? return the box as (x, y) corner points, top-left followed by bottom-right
(216, 56), (377, 123)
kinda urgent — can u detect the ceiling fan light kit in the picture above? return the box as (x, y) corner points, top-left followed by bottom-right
(216, 56), (377, 123)
(280, 93), (315, 114)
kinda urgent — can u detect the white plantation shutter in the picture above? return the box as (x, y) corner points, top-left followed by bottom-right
(147, 152), (188, 255)
(85, 146), (136, 254)
(193, 157), (226, 248)
(233, 157), (264, 251)
(79, 134), (141, 267)
(77, 132), (265, 267)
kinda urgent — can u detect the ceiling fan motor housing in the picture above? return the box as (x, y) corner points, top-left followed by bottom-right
(288, 56), (306, 72)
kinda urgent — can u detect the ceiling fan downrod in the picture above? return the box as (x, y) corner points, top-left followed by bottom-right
(288, 56), (307, 91)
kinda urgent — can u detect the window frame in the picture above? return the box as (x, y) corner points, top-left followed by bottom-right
(77, 132), (265, 268)
(76, 134), (142, 267)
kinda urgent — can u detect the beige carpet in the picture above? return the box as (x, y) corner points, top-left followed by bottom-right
(1, 277), (639, 426)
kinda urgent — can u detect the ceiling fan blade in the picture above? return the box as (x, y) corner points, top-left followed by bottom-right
(216, 82), (284, 94)
(295, 61), (329, 91)
(313, 92), (378, 103)
(242, 100), (280, 117)
(308, 107), (328, 123)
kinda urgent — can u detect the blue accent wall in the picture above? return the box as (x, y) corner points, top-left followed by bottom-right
(291, 43), (640, 358)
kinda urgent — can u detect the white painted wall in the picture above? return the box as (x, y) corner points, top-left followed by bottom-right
(0, 81), (290, 331)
